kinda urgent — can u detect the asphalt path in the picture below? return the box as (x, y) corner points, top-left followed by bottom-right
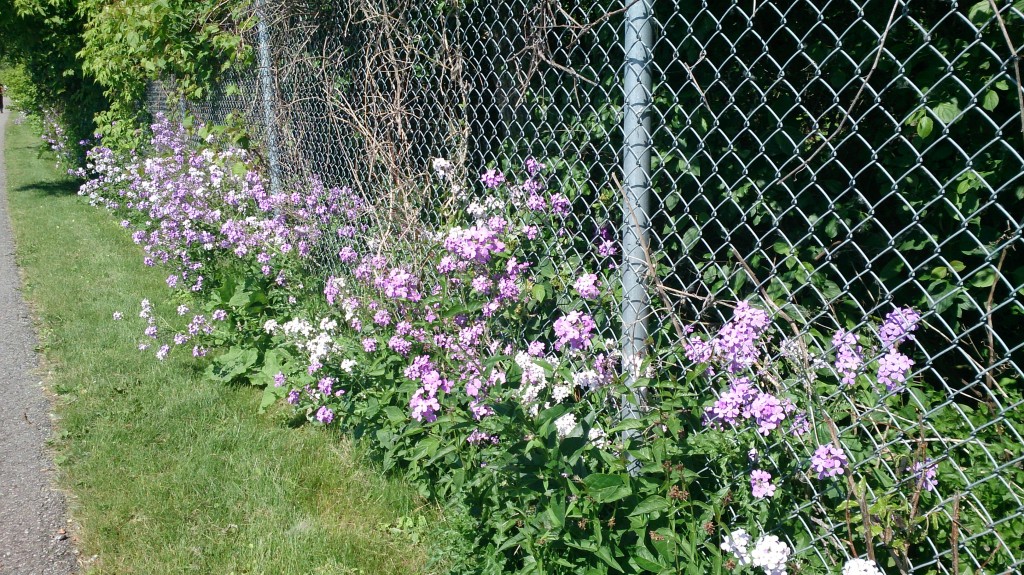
(0, 109), (78, 574)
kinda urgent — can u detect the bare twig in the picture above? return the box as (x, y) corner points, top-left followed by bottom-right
(987, 0), (1024, 147)
(984, 248), (1008, 385)
(952, 493), (961, 575)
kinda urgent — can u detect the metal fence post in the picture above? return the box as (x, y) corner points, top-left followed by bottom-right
(256, 0), (282, 194)
(620, 0), (653, 434)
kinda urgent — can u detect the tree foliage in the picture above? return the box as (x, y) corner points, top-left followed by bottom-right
(0, 0), (252, 151)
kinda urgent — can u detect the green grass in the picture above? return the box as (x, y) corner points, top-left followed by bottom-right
(4, 117), (441, 574)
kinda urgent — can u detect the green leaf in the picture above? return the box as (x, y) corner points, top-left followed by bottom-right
(970, 268), (997, 288)
(584, 473), (631, 503)
(532, 282), (546, 303)
(629, 495), (670, 516)
(208, 347), (258, 383)
(982, 90), (999, 111)
(916, 116), (933, 139)
(631, 546), (665, 572)
(931, 101), (960, 126)
(259, 384), (285, 412)
(594, 546), (624, 571)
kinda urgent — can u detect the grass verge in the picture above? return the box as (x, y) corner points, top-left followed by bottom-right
(4, 116), (441, 574)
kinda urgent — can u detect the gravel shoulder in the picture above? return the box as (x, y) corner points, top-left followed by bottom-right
(0, 109), (78, 574)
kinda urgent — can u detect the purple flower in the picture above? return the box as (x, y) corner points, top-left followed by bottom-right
(317, 377), (335, 396)
(549, 193), (571, 216)
(526, 193), (546, 211)
(684, 336), (715, 365)
(745, 392), (792, 436)
(443, 225), (505, 264)
(597, 239), (618, 257)
(553, 311), (597, 351)
(716, 301), (770, 373)
(879, 306), (921, 348)
(410, 388), (440, 422)
(811, 443), (848, 479)
(750, 469), (776, 498)
(907, 458), (938, 492)
(790, 411), (811, 436)
(471, 275), (492, 293)
(315, 406), (334, 424)
(704, 377), (758, 429)
(155, 345), (171, 361)
(833, 329), (863, 386)
(379, 268), (421, 301)
(212, 309), (227, 321)
(573, 273), (601, 299)
(876, 348), (914, 392)
(467, 429), (499, 445)
(480, 168), (505, 188)
(287, 390), (301, 405)
(338, 246), (358, 263)
(388, 335), (412, 356)
(325, 276), (344, 304)
(362, 338), (377, 353)
(524, 157), (545, 175)
(373, 309), (392, 326)
(273, 372), (286, 387)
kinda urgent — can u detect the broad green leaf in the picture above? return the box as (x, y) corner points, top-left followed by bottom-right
(532, 282), (546, 303)
(931, 101), (960, 125)
(629, 495), (670, 516)
(982, 90), (999, 111)
(584, 473), (631, 503)
(917, 116), (933, 139)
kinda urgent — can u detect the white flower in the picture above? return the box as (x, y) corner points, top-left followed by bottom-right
(554, 413), (577, 438)
(466, 201), (488, 219)
(551, 384), (572, 403)
(340, 359), (357, 373)
(842, 558), (884, 575)
(319, 317), (338, 332)
(721, 529), (752, 566)
(751, 534), (791, 575)
(432, 157), (454, 179)
(263, 319), (279, 333)
(573, 369), (602, 390)
(515, 352), (547, 386)
(588, 427), (608, 449)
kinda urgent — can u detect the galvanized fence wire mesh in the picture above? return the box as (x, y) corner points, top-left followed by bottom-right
(147, 0), (1024, 572)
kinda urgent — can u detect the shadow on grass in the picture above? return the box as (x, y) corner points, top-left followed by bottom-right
(12, 179), (80, 197)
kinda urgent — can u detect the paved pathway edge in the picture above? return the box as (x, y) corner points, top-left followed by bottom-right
(0, 109), (79, 574)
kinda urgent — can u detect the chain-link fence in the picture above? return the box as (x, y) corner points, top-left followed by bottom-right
(147, 1), (1024, 573)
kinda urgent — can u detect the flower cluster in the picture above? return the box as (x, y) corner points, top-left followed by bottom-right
(722, 529), (792, 575)
(750, 469), (776, 498)
(80, 115), (364, 297)
(704, 376), (795, 436)
(811, 442), (849, 479)
(842, 558), (885, 575)
(878, 306), (921, 348)
(686, 301), (771, 373)
(553, 311), (597, 351)
(832, 329), (863, 386)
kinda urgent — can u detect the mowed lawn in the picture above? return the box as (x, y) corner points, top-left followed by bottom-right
(4, 116), (441, 575)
